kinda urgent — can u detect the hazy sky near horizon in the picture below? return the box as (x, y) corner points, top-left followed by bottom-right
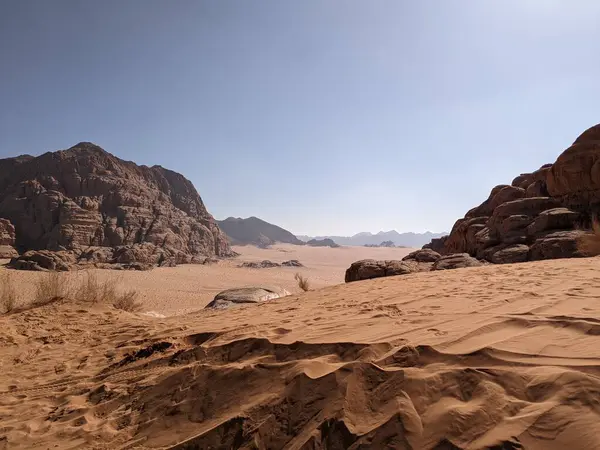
(1, 1), (599, 236)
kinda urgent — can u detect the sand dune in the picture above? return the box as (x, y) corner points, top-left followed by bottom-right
(1, 249), (600, 449)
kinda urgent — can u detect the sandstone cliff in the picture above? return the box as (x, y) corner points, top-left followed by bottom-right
(425, 124), (600, 263)
(0, 142), (232, 268)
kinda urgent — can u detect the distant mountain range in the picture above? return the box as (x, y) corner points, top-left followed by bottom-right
(296, 230), (448, 248)
(217, 217), (304, 246)
(217, 216), (447, 249)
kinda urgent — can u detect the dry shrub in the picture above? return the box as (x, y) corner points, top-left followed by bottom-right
(577, 217), (600, 256)
(1, 272), (17, 313)
(29, 270), (141, 312)
(112, 290), (142, 312)
(75, 271), (141, 311)
(75, 271), (117, 304)
(294, 272), (310, 292)
(33, 271), (71, 306)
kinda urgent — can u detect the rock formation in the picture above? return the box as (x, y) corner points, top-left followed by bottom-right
(364, 240), (397, 248)
(424, 124), (600, 263)
(306, 238), (340, 248)
(402, 248), (441, 263)
(345, 250), (482, 282)
(432, 253), (483, 270)
(0, 218), (18, 258)
(217, 216), (304, 247)
(345, 259), (412, 282)
(239, 259), (304, 269)
(0, 142), (232, 270)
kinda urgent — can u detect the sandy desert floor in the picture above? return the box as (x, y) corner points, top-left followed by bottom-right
(1, 252), (600, 449)
(0, 244), (414, 316)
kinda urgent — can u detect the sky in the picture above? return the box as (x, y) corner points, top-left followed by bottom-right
(1, 1), (599, 236)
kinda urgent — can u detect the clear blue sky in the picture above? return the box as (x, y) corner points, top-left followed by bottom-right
(1, 1), (599, 236)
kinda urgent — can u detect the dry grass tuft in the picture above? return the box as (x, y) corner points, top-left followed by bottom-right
(1, 272), (18, 313)
(75, 271), (116, 304)
(74, 271), (141, 311)
(24, 270), (142, 312)
(295, 272), (310, 292)
(33, 271), (71, 307)
(577, 216), (600, 256)
(112, 290), (142, 312)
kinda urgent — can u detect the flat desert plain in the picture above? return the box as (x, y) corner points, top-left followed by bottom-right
(0, 244), (415, 316)
(1, 247), (600, 449)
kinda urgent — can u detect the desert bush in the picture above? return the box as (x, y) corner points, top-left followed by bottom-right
(112, 290), (142, 312)
(1, 272), (17, 313)
(294, 272), (310, 292)
(577, 216), (600, 256)
(75, 271), (141, 311)
(29, 270), (142, 312)
(33, 271), (71, 306)
(75, 271), (117, 304)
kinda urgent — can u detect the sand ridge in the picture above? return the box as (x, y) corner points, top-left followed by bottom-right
(1, 252), (600, 449)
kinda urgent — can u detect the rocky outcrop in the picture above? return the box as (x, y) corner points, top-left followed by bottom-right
(489, 244), (529, 264)
(239, 259), (304, 269)
(423, 235), (447, 253)
(240, 260), (281, 269)
(528, 230), (586, 261)
(205, 286), (290, 309)
(0, 218), (17, 258)
(425, 124), (600, 264)
(281, 259), (303, 267)
(345, 252), (483, 282)
(402, 248), (441, 263)
(546, 124), (600, 211)
(0, 142), (233, 269)
(432, 254), (483, 270)
(10, 250), (76, 272)
(0, 218), (15, 246)
(345, 259), (412, 282)
(306, 238), (340, 248)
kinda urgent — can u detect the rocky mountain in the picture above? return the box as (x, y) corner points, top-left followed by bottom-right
(423, 123), (600, 263)
(306, 238), (340, 248)
(217, 216), (304, 247)
(0, 142), (232, 269)
(297, 230), (446, 248)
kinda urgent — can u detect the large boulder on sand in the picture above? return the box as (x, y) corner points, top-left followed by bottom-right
(205, 286), (291, 309)
(345, 259), (412, 283)
(402, 248), (441, 263)
(529, 230), (586, 261)
(432, 253), (483, 271)
(489, 244), (530, 264)
(10, 250), (76, 271)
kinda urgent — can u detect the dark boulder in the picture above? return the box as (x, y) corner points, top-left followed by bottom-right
(402, 248), (441, 263)
(345, 259), (412, 283)
(432, 253), (483, 271)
